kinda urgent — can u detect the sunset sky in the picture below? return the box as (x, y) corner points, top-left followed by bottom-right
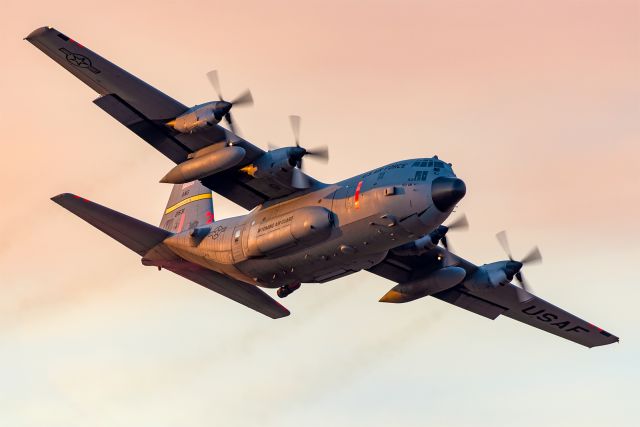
(1, 1), (639, 426)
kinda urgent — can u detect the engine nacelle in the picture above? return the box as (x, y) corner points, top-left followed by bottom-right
(160, 145), (246, 184)
(380, 266), (467, 303)
(246, 206), (333, 257)
(391, 233), (437, 256)
(167, 101), (228, 133)
(391, 225), (451, 256)
(244, 148), (298, 178)
(464, 261), (512, 291)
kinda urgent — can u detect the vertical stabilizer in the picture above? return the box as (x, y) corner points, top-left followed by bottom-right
(160, 181), (214, 232)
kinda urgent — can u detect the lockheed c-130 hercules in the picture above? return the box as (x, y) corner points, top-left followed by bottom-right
(26, 26), (618, 348)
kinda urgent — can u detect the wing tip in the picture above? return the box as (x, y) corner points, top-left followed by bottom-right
(272, 310), (291, 319)
(270, 303), (291, 319)
(51, 192), (81, 204)
(25, 26), (52, 41)
(51, 193), (98, 210)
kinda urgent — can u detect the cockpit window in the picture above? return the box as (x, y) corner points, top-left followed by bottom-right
(413, 170), (429, 181)
(411, 159), (449, 171)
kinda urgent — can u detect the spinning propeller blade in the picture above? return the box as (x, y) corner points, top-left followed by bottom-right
(290, 115), (301, 147)
(495, 230), (543, 302)
(292, 166), (310, 189)
(206, 70), (253, 135)
(447, 214), (469, 231)
(521, 246), (542, 265)
(496, 230), (513, 260)
(206, 70), (223, 99)
(287, 115), (329, 189)
(231, 89), (254, 107)
(440, 214), (469, 252)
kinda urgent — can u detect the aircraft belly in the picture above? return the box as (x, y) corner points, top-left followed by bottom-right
(235, 215), (404, 287)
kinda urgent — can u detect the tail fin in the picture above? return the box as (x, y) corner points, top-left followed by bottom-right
(160, 181), (214, 232)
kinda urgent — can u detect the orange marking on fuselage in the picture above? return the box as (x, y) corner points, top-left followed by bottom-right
(354, 180), (363, 209)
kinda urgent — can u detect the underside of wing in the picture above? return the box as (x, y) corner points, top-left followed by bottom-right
(27, 26), (319, 210)
(368, 248), (619, 348)
(165, 263), (290, 319)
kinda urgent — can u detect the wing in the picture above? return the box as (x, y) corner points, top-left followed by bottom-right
(368, 247), (619, 348)
(26, 26), (317, 210)
(53, 192), (289, 319)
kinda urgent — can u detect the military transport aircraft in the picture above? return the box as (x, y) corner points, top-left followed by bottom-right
(26, 26), (618, 348)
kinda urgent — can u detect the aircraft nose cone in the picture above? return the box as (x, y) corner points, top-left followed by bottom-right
(431, 177), (466, 212)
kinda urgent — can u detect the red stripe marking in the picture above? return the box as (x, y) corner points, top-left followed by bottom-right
(177, 212), (186, 232)
(354, 180), (363, 209)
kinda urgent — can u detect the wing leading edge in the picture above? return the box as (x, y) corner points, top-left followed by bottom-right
(368, 248), (619, 348)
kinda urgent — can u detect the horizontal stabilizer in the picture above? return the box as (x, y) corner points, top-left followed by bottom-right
(52, 193), (171, 256)
(53, 193), (288, 318)
(166, 263), (290, 319)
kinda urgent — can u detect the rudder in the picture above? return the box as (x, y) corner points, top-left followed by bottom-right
(160, 181), (214, 232)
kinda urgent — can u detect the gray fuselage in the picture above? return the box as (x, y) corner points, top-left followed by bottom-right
(163, 157), (464, 288)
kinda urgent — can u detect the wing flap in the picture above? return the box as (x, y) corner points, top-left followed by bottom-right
(434, 287), (506, 320)
(94, 94), (190, 163)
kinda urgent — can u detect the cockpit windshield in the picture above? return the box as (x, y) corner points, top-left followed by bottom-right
(410, 158), (451, 171)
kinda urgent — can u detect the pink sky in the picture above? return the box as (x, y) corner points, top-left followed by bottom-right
(1, 1), (638, 426)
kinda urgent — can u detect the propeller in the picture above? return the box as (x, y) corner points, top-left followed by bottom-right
(496, 230), (542, 301)
(287, 115), (329, 189)
(440, 214), (469, 252)
(206, 70), (254, 135)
